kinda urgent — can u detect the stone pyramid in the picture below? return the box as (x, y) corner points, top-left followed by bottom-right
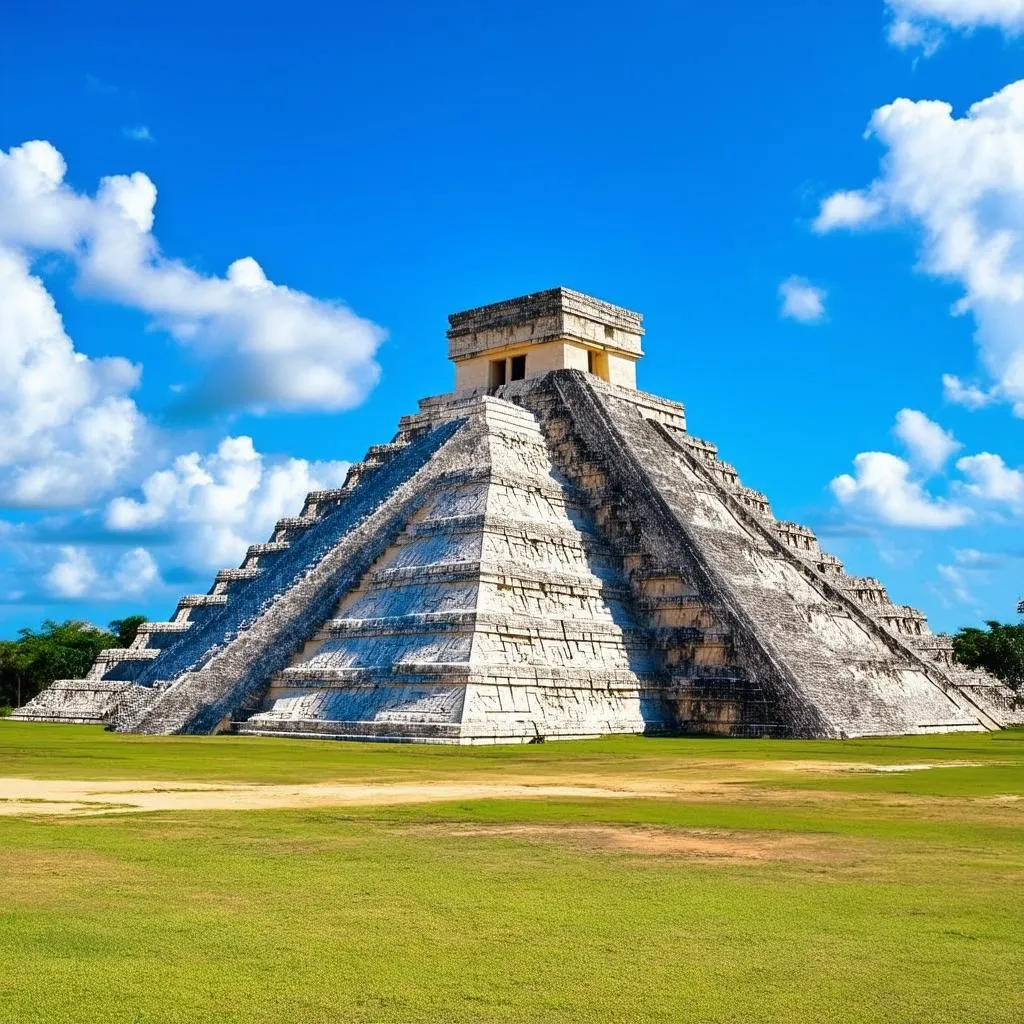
(14, 288), (1021, 741)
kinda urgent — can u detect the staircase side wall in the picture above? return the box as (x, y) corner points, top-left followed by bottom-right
(122, 418), (470, 734)
(518, 372), (984, 737)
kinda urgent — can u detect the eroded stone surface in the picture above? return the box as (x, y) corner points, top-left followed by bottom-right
(14, 290), (1021, 741)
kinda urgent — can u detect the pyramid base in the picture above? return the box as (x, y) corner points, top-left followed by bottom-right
(236, 675), (674, 744)
(234, 716), (666, 745)
(9, 680), (154, 727)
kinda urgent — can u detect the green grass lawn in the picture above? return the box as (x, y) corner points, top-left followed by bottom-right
(1, 722), (1022, 1023)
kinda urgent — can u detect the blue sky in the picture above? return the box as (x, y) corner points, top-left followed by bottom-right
(1, 0), (1023, 636)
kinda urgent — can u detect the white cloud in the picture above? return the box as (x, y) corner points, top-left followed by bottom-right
(45, 547), (98, 598)
(813, 191), (884, 233)
(45, 545), (162, 600)
(111, 547), (161, 595)
(779, 276), (826, 323)
(816, 82), (1024, 417)
(956, 451), (1024, 509)
(937, 562), (976, 604)
(893, 408), (961, 470)
(0, 245), (146, 506)
(886, 1), (1024, 54)
(122, 125), (154, 143)
(953, 546), (1022, 567)
(106, 435), (351, 570)
(831, 451), (972, 527)
(942, 373), (996, 409)
(887, 15), (943, 55)
(0, 139), (384, 416)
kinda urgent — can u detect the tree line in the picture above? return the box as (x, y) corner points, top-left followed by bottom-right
(0, 616), (146, 713)
(0, 612), (1021, 715)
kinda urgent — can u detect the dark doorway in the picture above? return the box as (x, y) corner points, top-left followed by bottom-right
(489, 359), (507, 391)
(510, 354), (527, 381)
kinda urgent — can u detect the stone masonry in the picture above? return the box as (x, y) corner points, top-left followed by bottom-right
(13, 288), (1022, 741)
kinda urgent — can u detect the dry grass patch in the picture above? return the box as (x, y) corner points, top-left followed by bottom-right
(406, 820), (833, 862)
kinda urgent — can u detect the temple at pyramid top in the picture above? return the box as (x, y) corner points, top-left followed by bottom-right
(447, 287), (644, 392)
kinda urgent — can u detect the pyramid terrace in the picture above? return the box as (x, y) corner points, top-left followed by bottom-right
(13, 288), (1023, 742)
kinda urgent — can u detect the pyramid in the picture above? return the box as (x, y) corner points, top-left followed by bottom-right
(14, 288), (1022, 741)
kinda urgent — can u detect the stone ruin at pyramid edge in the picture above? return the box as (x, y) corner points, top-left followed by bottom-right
(14, 288), (1024, 742)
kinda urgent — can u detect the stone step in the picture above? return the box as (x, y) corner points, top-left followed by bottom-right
(134, 620), (192, 651)
(668, 675), (752, 691)
(773, 521), (819, 553)
(137, 620), (192, 636)
(795, 549), (845, 575)
(244, 541), (290, 568)
(274, 515), (318, 533)
(235, 718), (463, 742)
(215, 567), (261, 585)
(91, 647), (162, 683)
(840, 575), (889, 595)
(275, 663), (661, 686)
(677, 431), (717, 452)
(365, 559), (627, 594)
(365, 441), (409, 461)
(299, 489), (350, 517)
(652, 624), (732, 643)
(406, 512), (603, 545)
(321, 610), (648, 642)
(671, 663), (752, 681)
(305, 488), (348, 503)
(727, 485), (772, 516)
(95, 647), (161, 664)
(8, 679), (144, 724)
(176, 594), (229, 609)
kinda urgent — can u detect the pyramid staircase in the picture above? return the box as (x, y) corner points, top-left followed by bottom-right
(238, 396), (666, 742)
(13, 284), (1020, 741)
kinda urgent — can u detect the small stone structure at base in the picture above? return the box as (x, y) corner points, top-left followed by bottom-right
(14, 288), (1022, 741)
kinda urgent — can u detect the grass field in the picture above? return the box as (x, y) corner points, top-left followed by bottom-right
(1, 722), (1022, 1023)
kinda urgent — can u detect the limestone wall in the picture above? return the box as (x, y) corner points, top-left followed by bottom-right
(513, 371), (996, 738)
(16, 365), (1015, 742)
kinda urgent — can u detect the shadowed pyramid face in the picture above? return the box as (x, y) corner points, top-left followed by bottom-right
(13, 292), (1022, 741)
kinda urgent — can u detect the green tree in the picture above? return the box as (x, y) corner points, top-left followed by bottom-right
(952, 620), (1024, 699)
(110, 614), (147, 649)
(0, 619), (118, 710)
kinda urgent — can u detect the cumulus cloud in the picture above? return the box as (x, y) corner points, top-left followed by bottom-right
(813, 190), (885, 233)
(886, 0), (1024, 54)
(831, 451), (972, 528)
(122, 125), (154, 143)
(0, 245), (146, 506)
(816, 81), (1024, 417)
(778, 276), (827, 323)
(893, 408), (961, 471)
(942, 373), (996, 409)
(44, 545), (160, 600)
(830, 408), (1024, 528)
(956, 451), (1024, 509)
(0, 139), (384, 416)
(45, 547), (98, 598)
(106, 435), (351, 571)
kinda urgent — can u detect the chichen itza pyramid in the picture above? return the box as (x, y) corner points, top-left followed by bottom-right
(15, 289), (1022, 741)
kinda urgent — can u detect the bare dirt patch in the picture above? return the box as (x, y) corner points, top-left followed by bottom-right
(0, 757), (1001, 817)
(407, 821), (828, 861)
(0, 776), (669, 816)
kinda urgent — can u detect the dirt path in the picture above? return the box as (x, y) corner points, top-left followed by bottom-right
(0, 759), (997, 817)
(0, 777), (675, 816)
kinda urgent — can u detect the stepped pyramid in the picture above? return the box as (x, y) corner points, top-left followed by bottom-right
(14, 288), (1022, 741)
